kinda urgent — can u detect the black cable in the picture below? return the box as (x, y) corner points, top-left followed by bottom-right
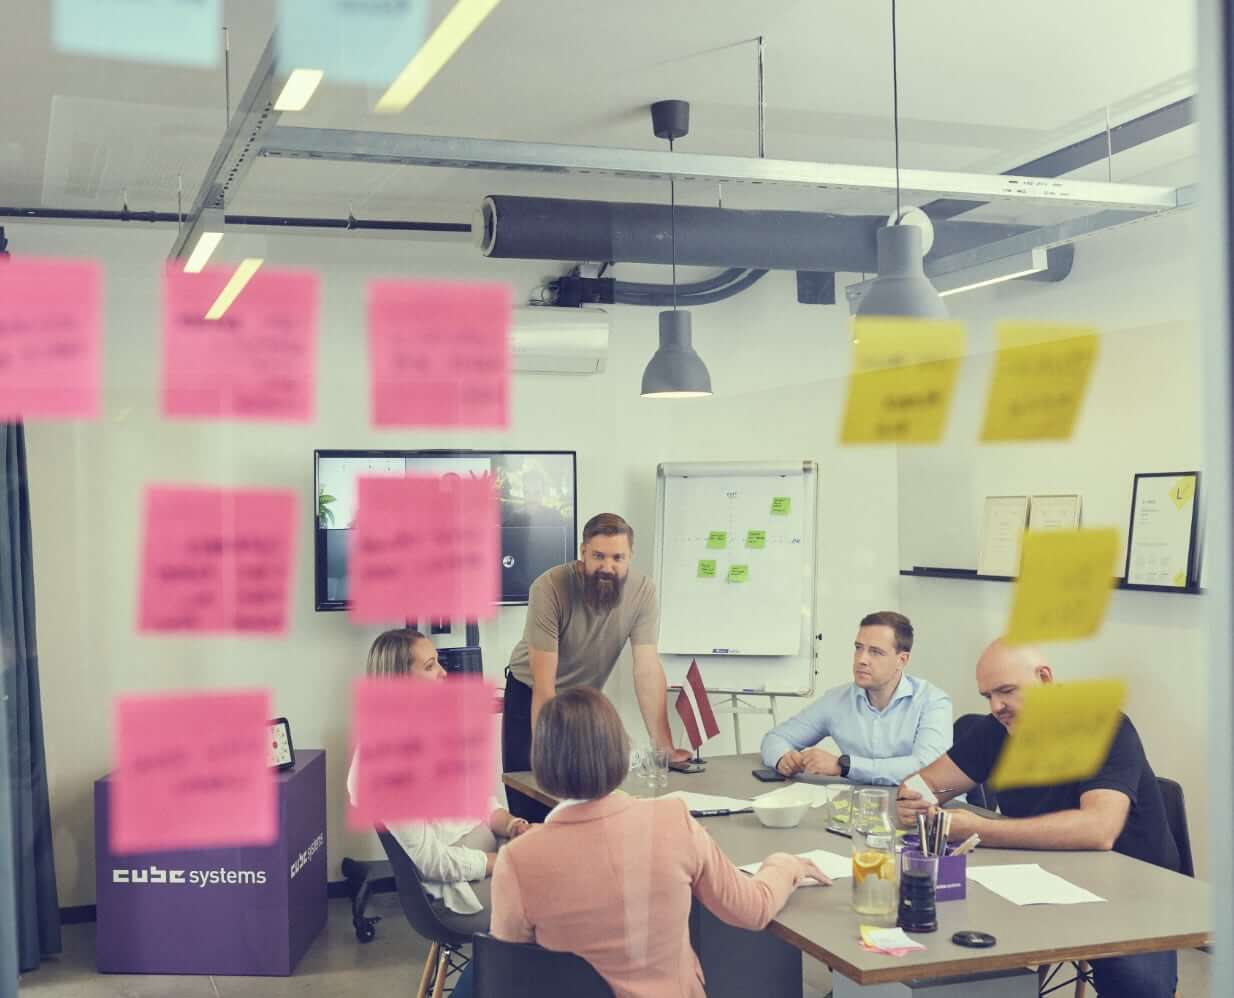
(891, 0), (901, 223)
(614, 268), (768, 307)
(615, 268), (746, 296)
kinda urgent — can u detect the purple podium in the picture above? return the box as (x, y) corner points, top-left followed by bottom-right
(94, 749), (328, 976)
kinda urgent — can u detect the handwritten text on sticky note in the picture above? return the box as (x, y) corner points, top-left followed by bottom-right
(54, 0), (220, 66)
(349, 474), (499, 622)
(163, 264), (318, 422)
(138, 486), (298, 634)
(706, 531), (728, 549)
(697, 560), (717, 578)
(990, 679), (1126, 789)
(1005, 529), (1119, 645)
(771, 497), (791, 515)
(728, 564), (749, 583)
(278, 0), (428, 87)
(981, 322), (1099, 442)
(746, 529), (766, 549)
(368, 280), (511, 428)
(0, 256), (101, 421)
(841, 318), (966, 444)
(349, 675), (496, 826)
(111, 689), (275, 853)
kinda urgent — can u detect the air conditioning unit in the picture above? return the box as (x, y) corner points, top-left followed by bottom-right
(511, 306), (609, 375)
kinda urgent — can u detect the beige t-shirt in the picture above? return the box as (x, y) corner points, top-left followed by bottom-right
(506, 562), (659, 691)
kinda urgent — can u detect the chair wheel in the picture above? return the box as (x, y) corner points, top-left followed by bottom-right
(355, 916), (380, 943)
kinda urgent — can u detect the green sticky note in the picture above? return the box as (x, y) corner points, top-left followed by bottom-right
(706, 531), (728, 549)
(697, 560), (717, 579)
(727, 564), (749, 583)
(771, 497), (791, 515)
(746, 529), (766, 549)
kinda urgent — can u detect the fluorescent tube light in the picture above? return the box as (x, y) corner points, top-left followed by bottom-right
(935, 248), (1049, 297)
(183, 230), (223, 274)
(205, 258), (263, 320)
(375, 0), (503, 113)
(274, 69), (324, 112)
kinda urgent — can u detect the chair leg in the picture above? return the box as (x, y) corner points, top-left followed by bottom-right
(415, 942), (439, 998)
(430, 946), (450, 998)
(1074, 960), (1091, 998)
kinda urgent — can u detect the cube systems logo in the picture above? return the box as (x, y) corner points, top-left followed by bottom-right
(290, 832), (325, 880)
(112, 865), (268, 887)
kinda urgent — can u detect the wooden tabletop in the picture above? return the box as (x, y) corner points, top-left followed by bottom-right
(504, 753), (1211, 985)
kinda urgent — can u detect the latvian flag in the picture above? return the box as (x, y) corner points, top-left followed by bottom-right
(674, 659), (721, 750)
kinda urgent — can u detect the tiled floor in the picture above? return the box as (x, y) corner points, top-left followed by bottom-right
(17, 893), (1213, 997)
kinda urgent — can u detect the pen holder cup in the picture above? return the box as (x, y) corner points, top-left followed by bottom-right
(900, 837), (967, 901)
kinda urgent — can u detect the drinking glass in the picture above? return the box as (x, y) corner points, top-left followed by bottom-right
(851, 788), (898, 921)
(642, 746), (670, 796)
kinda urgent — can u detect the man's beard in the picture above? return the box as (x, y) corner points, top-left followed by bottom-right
(582, 568), (625, 610)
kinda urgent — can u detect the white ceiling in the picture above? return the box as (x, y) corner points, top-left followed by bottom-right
(0, 0), (1198, 225)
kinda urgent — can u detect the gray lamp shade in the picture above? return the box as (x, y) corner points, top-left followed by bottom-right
(641, 310), (712, 398)
(853, 224), (948, 319)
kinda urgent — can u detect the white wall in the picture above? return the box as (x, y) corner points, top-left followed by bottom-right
(10, 222), (901, 906)
(896, 209), (1211, 874)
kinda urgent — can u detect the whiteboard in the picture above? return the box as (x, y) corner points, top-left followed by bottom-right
(653, 461), (818, 696)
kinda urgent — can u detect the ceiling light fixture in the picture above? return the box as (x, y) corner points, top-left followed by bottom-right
(375, 0), (503, 113)
(274, 69), (325, 112)
(641, 100), (712, 399)
(853, 0), (947, 320)
(935, 247), (1049, 297)
(183, 207), (225, 273)
(205, 258), (263, 320)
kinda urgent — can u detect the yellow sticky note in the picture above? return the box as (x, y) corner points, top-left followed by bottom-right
(981, 322), (1099, 442)
(1170, 475), (1196, 511)
(990, 679), (1126, 789)
(1005, 529), (1119, 644)
(841, 318), (966, 445)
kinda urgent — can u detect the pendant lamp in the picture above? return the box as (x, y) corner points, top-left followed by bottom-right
(854, 0), (947, 320)
(642, 99), (713, 398)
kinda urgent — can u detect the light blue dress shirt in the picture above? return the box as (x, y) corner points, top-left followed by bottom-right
(759, 674), (953, 785)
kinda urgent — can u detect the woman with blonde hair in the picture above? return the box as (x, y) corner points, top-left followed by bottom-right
(491, 688), (830, 998)
(347, 627), (529, 936)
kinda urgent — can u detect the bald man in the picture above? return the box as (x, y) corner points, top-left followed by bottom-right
(897, 640), (1179, 998)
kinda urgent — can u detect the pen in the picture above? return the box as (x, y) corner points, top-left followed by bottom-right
(690, 808), (753, 817)
(896, 787), (954, 801)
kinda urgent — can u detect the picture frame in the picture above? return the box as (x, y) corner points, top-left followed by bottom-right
(1028, 494), (1082, 531)
(1124, 472), (1201, 590)
(978, 496), (1030, 578)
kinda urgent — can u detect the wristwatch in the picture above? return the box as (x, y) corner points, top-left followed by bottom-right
(838, 754), (851, 779)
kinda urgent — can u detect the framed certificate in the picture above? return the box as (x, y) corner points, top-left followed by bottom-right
(1124, 472), (1200, 589)
(978, 496), (1030, 578)
(1029, 494), (1082, 531)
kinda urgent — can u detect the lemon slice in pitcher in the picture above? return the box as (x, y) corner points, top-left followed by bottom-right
(852, 851), (885, 884)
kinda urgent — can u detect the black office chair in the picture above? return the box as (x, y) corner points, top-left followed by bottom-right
(472, 933), (614, 998)
(378, 829), (474, 998)
(341, 855), (393, 942)
(1156, 776), (1195, 878)
(953, 714), (998, 811)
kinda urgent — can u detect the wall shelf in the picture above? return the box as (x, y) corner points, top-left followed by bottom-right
(899, 566), (1204, 596)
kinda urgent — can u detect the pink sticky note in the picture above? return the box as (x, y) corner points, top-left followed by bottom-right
(349, 675), (497, 828)
(138, 486), (297, 634)
(162, 262), (317, 421)
(367, 279), (511, 428)
(111, 689), (276, 853)
(348, 474), (499, 622)
(0, 256), (100, 421)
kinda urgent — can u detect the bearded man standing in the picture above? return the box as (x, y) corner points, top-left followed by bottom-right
(502, 513), (689, 820)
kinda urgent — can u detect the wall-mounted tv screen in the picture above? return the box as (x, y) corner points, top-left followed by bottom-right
(314, 449), (577, 611)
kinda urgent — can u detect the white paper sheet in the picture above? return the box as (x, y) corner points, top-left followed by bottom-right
(904, 773), (938, 805)
(662, 791), (753, 812)
(967, 864), (1105, 905)
(754, 783), (833, 808)
(739, 848), (852, 884)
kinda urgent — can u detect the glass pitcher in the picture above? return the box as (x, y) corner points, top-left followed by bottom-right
(851, 788), (898, 921)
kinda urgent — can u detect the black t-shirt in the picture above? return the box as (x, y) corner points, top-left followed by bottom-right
(948, 713), (1179, 872)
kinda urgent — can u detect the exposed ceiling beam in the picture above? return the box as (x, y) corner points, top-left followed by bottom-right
(258, 126), (1182, 212)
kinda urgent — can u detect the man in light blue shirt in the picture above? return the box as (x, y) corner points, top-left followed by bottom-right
(760, 611), (952, 786)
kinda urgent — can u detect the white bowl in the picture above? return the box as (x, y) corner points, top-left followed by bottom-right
(752, 799), (810, 829)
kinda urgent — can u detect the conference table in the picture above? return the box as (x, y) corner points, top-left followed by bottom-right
(504, 754), (1210, 996)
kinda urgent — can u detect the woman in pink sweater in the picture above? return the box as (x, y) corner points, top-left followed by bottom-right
(490, 688), (829, 998)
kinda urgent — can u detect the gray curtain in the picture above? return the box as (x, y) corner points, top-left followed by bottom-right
(1, 424), (60, 972)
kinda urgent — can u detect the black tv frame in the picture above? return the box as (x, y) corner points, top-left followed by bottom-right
(313, 448), (578, 612)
